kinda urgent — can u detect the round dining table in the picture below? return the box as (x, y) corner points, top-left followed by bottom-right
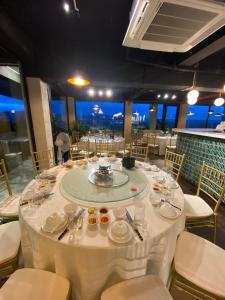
(19, 158), (185, 300)
(80, 136), (125, 152)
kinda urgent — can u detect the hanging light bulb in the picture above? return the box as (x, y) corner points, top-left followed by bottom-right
(187, 89), (199, 105)
(214, 96), (225, 107)
(187, 71), (199, 105)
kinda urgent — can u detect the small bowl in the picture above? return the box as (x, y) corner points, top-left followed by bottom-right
(88, 214), (98, 229)
(64, 203), (78, 218)
(113, 207), (126, 219)
(99, 207), (108, 215)
(88, 207), (97, 214)
(100, 215), (110, 227)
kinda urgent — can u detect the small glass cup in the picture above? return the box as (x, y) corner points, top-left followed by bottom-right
(134, 201), (145, 226)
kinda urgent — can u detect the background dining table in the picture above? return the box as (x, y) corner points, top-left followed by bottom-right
(19, 159), (185, 300)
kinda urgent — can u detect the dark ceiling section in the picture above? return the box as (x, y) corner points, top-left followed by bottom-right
(0, 0), (225, 100)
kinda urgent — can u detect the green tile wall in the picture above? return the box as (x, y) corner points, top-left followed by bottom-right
(176, 133), (225, 185)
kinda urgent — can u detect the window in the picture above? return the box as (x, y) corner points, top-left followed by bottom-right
(0, 66), (32, 194)
(156, 104), (163, 129)
(164, 105), (178, 129)
(132, 103), (150, 129)
(51, 99), (68, 130)
(75, 101), (124, 134)
(186, 105), (209, 128)
(207, 106), (225, 128)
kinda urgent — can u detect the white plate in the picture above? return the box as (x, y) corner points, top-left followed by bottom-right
(150, 165), (160, 172)
(41, 214), (68, 233)
(159, 203), (182, 219)
(108, 221), (133, 244)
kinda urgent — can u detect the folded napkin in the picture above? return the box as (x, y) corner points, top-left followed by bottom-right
(21, 192), (53, 206)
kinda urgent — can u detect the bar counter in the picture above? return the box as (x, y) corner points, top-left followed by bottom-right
(173, 129), (225, 185)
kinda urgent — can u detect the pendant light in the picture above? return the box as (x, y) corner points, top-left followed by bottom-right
(187, 71), (199, 105)
(214, 92), (225, 107)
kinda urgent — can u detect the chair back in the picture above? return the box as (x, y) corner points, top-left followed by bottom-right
(107, 142), (116, 155)
(169, 134), (177, 147)
(144, 134), (157, 146)
(0, 159), (12, 196)
(31, 149), (55, 173)
(95, 140), (108, 156)
(130, 145), (148, 161)
(197, 161), (225, 213)
(164, 150), (185, 181)
(72, 131), (80, 143)
(70, 144), (85, 160)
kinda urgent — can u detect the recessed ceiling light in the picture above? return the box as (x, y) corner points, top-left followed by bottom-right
(157, 94), (161, 98)
(88, 89), (95, 96)
(63, 2), (70, 13)
(98, 90), (103, 96)
(67, 76), (90, 87)
(106, 89), (112, 97)
(164, 93), (169, 99)
(171, 94), (176, 99)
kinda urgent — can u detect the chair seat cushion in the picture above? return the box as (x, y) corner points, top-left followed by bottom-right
(0, 194), (20, 218)
(166, 145), (176, 149)
(0, 221), (21, 264)
(101, 275), (172, 300)
(184, 194), (213, 218)
(148, 144), (159, 148)
(175, 231), (225, 298)
(0, 268), (70, 300)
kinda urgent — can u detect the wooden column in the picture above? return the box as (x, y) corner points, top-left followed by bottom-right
(149, 104), (158, 129)
(67, 97), (75, 130)
(177, 104), (188, 128)
(26, 77), (53, 169)
(124, 100), (132, 143)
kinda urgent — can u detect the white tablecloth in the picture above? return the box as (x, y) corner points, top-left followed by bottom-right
(156, 136), (177, 155)
(81, 136), (124, 152)
(19, 160), (185, 300)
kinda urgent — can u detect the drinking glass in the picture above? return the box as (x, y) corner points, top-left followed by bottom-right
(134, 201), (145, 226)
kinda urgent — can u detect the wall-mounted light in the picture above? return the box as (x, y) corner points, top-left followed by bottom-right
(63, 0), (79, 14)
(98, 90), (103, 96)
(171, 94), (176, 100)
(157, 94), (161, 98)
(214, 97), (225, 107)
(149, 105), (156, 112)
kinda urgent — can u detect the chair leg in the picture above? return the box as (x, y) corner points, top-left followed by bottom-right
(213, 214), (217, 244)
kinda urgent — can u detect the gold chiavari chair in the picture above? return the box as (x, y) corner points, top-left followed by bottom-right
(70, 140), (93, 160)
(0, 221), (21, 279)
(166, 134), (177, 152)
(184, 161), (225, 243)
(116, 142), (130, 157)
(0, 159), (20, 221)
(71, 131), (80, 144)
(146, 134), (159, 155)
(107, 141), (116, 156)
(164, 150), (185, 181)
(130, 145), (148, 161)
(170, 231), (225, 300)
(31, 148), (55, 173)
(95, 140), (109, 157)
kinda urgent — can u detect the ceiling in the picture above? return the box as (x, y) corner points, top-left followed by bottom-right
(0, 0), (225, 102)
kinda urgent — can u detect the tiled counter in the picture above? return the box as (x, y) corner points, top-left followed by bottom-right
(173, 129), (225, 185)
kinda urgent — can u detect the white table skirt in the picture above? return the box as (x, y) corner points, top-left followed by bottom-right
(19, 161), (185, 300)
(80, 136), (125, 152)
(156, 136), (177, 156)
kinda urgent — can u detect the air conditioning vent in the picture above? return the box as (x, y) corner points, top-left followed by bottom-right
(123, 0), (225, 52)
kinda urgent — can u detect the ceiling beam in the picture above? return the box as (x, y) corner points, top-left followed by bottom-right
(91, 80), (223, 93)
(179, 36), (225, 67)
